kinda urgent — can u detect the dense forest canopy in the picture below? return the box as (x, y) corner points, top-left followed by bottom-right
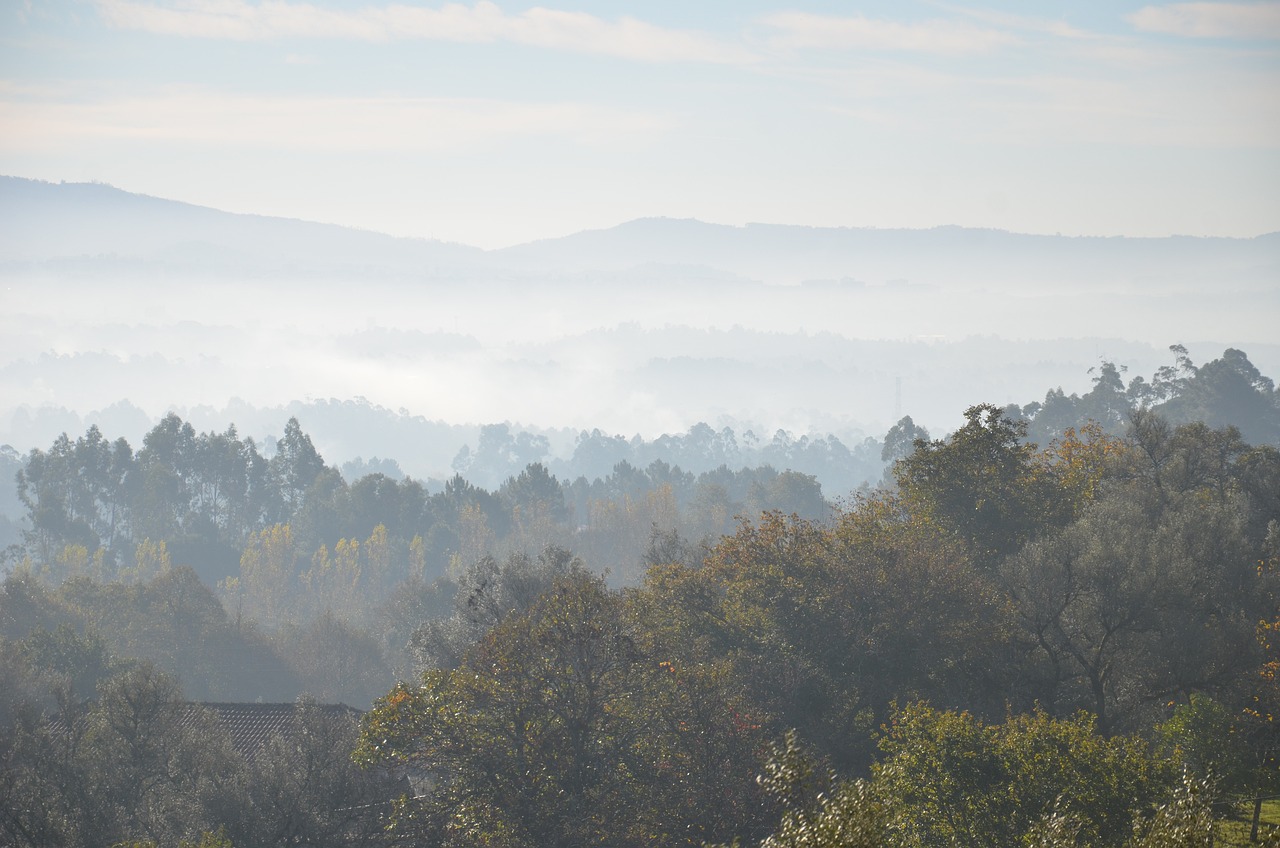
(2, 345), (1279, 846)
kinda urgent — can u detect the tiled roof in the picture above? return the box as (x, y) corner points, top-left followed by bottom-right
(181, 702), (363, 760)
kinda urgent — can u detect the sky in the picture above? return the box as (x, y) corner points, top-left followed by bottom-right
(2, 0), (1279, 248)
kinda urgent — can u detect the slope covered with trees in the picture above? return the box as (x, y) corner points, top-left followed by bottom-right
(1, 345), (1278, 846)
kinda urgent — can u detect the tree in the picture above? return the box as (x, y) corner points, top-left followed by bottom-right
(239, 697), (391, 848)
(0, 655), (392, 848)
(828, 495), (1025, 727)
(641, 503), (1020, 775)
(133, 414), (199, 545)
(707, 730), (887, 848)
(1158, 692), (1274, 840)
(873, 703), (1170, 847)
(568, 429), (634, 482)
(269, 417), (328, 520)
(409, 546), (586, 673)
(17, 427), (135, 571)
(1023, 362), (1136, 446)
(881, 415), (929, 466)
(746, 470), (827, 523)
(895, 404), (1060, 568)
(1157, 348), (1280, 446)
(183, 425), (261, 550)
(343, 473), (430, 544)
(500, 463), (570, 554)
(233, 524), (301, 629)
(451, 424), (551, 490)
(16, 623), (115, 703)
(1002, 421), (1275, 736)
(362, 570), (767, 847)
(1078, 361), (1135, 433)
(274, 612), (391, 708)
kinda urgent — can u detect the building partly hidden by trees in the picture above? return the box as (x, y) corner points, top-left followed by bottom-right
(0, 657), (395, 847)
(353, 395), (1280, 846)
(1, 345), (1279, 846)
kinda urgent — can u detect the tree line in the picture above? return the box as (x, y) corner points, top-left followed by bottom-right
(10, 413), (834, 591)
(1, 344), (1278, 846)
(353, 406), (1280, 846)
(4, 402), (1274, 845)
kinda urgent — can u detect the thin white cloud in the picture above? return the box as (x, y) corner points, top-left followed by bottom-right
(0, 87), (670, 153)
(759, 11), (1017, 55)
(92, 0), (754, 63)
(944, 6), (1095, 40)
(1128, 2), (1280, 39)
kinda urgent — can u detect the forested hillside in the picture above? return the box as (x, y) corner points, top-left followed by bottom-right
(7, 0), (1277, 841)
(2, 345), (1278, 846)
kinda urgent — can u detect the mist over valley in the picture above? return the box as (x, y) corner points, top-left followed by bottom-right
(4, 176), (1275, 484)
(6, 1), (1280, 843)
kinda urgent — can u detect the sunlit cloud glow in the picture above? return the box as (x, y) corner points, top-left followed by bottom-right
(1127, 2), (1280, 39)
(92, 0), (755, 63)
(759, 11), (1018, 55)
(946, 7), (1095, 40)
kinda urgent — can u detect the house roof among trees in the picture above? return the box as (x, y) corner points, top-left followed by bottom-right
(180, 702), (363, 760)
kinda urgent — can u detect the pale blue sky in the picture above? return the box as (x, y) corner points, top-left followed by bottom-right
(3, 0), (1278, 247)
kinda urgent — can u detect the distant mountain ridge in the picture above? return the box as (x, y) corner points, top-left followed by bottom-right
(498, 215), (1280, 289)
(3, 176), (1277, 289)
(0, 176), (483, 274)
(3, 176), (1278, 486)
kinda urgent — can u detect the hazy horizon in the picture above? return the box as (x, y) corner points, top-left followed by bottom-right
(4, 1), (1278, 248)
(3, 175), (1276, 477)
(10, 175), (1280, 252)
(4, 0), (1278, 477)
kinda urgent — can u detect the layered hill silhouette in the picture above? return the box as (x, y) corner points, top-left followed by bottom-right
(3, 175), (1277, 475)
(4, 176), (1277, 290)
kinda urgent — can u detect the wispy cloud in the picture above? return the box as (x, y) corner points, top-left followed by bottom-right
(759, 11), (1017, 55)
(92, 0), (754, 63)
(944, 6), (1095, 40)
(1128, 2), (1280, 39)
(0, 86), (671, 153)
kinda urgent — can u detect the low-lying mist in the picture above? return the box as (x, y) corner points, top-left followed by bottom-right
(3, 178), (1276, 476)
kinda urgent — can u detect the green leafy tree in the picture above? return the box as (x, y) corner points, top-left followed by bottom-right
(361, 570), (767, 847)
(644, 506), (1015, 773)
(237, 698), (389, 848)
(268, 417), (328, 521)
(881, 415), (930, 466)
(873, 703), (1170, 847)
(409, 545), (585, 673)
(133, 414), (199, 545)
(451, 424), (551, 491)
(1158, 693), (1273, 838)
(274, 612), (391, 707)
(1156, 348), (1279, 446)
(343, 473), (430, 545)
(16, 623), (115, 703)
(1005, 419), (1276, 735)
(17, 427), (135, 570)
(895, 404), (1062, 568)
(707, 730), (888, 848)
(1124, 771), (1220, 848)
(232, 524), (301, 630)
(745, 470), (828, 523)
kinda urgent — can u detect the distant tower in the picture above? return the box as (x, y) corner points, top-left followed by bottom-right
(894, 376), (902, 421)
